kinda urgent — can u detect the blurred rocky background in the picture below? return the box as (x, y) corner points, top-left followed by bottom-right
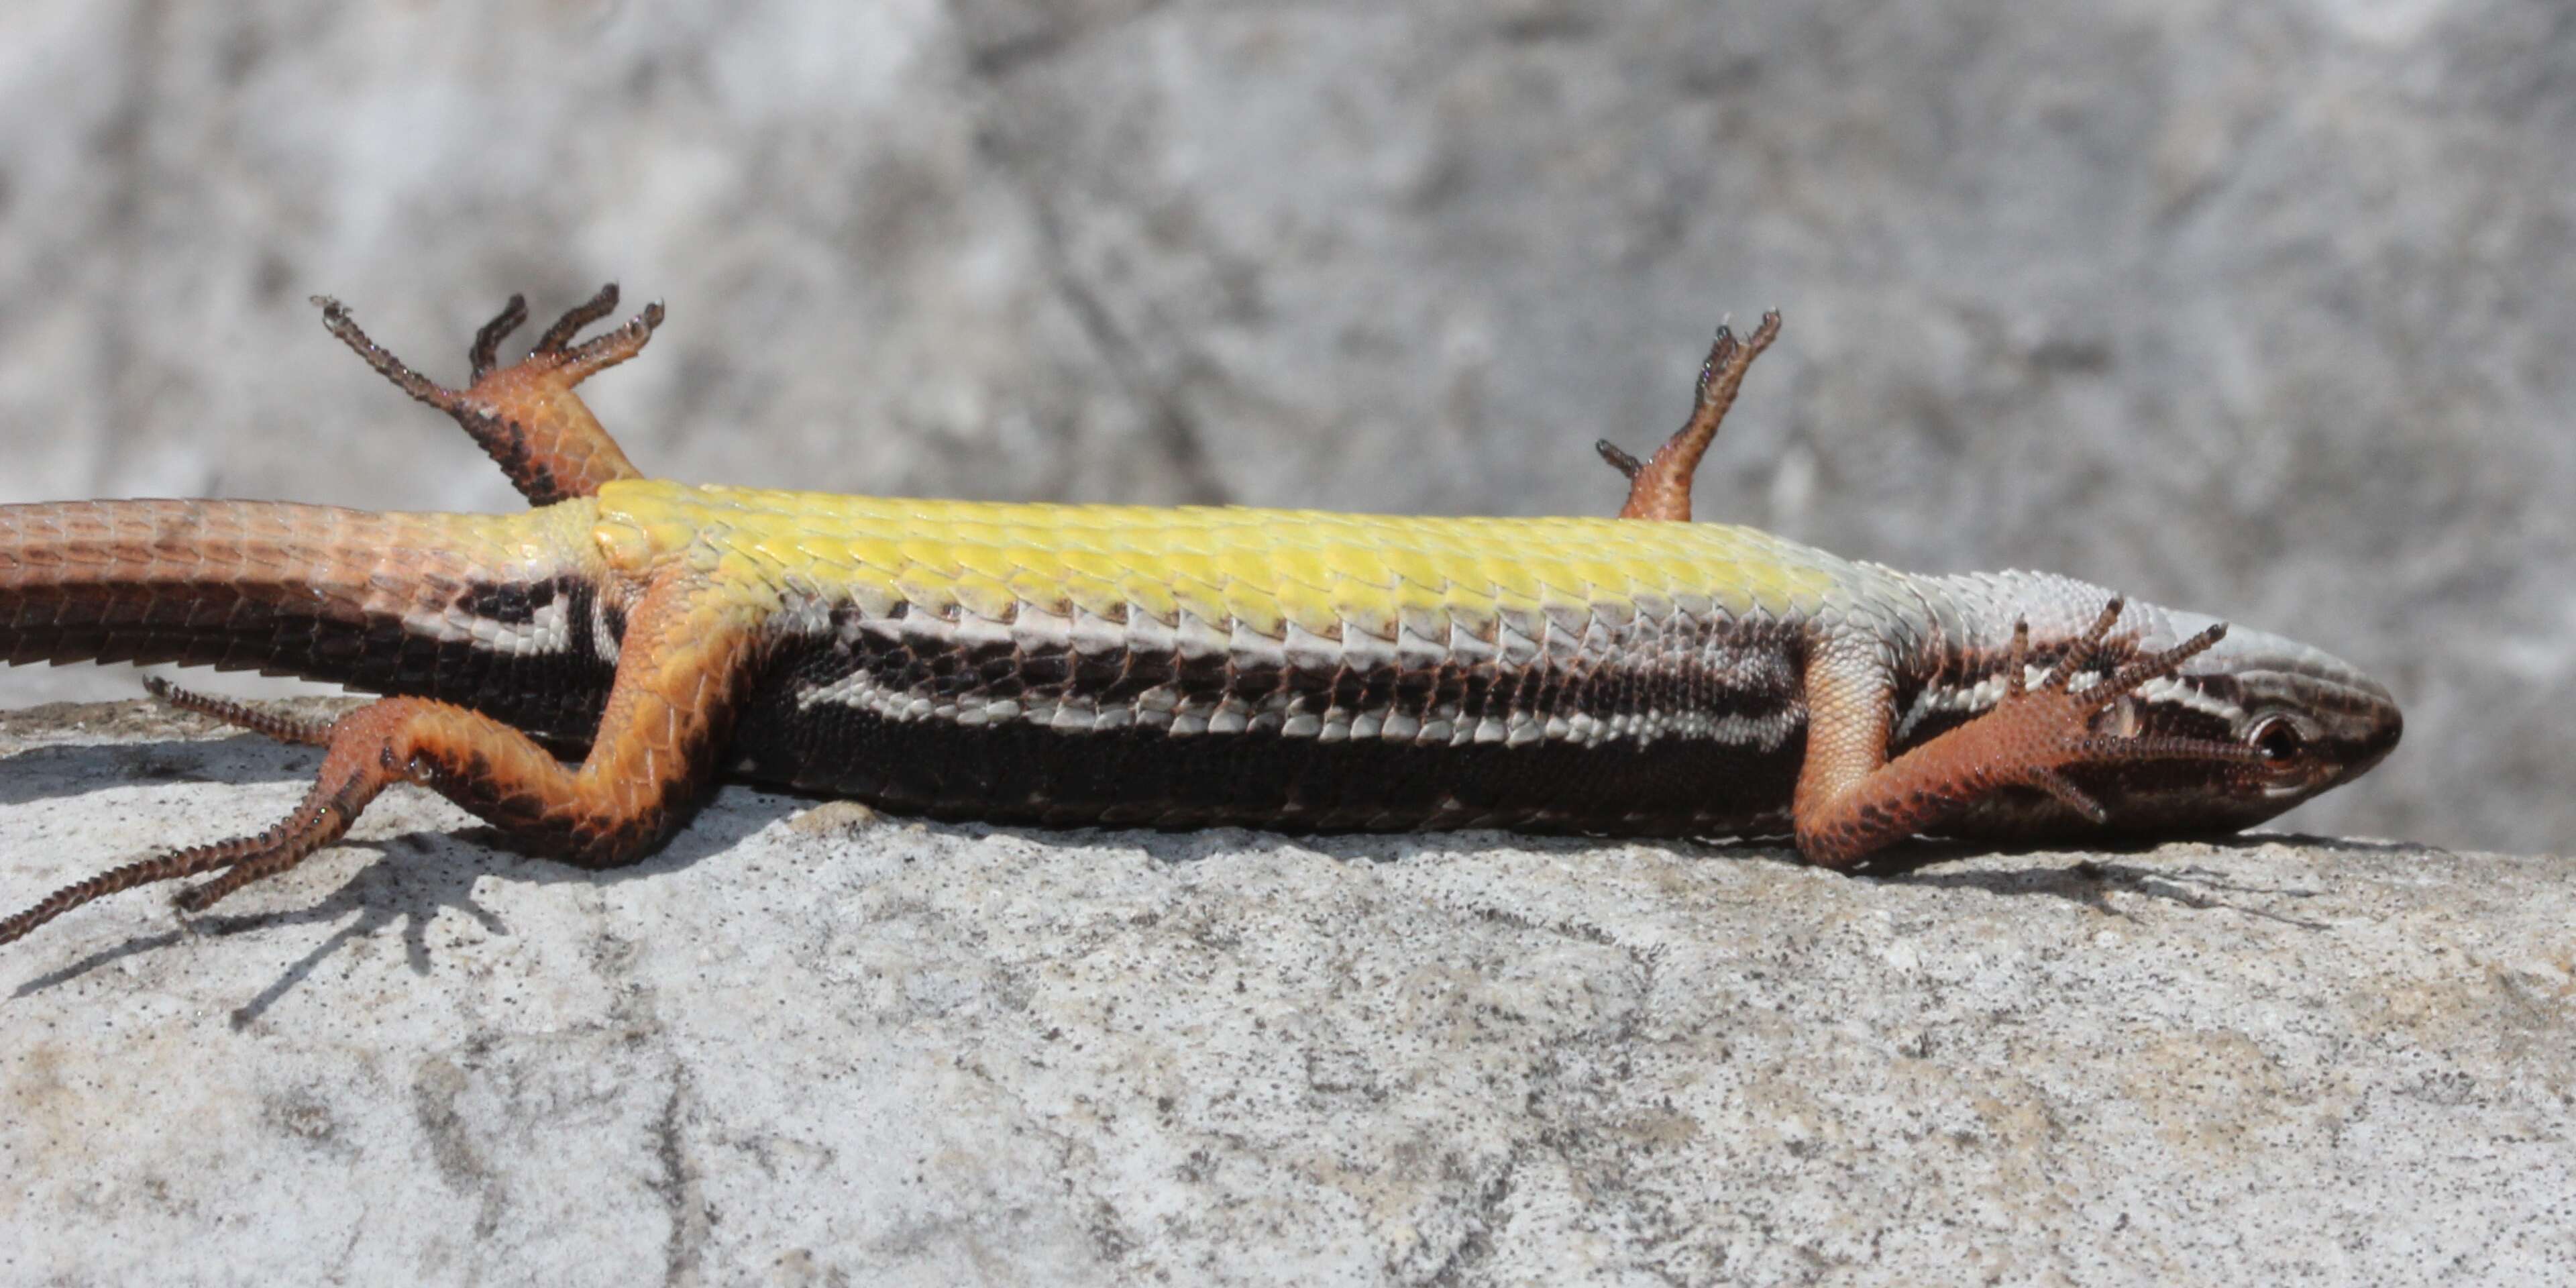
(0, 0), (2566, 854)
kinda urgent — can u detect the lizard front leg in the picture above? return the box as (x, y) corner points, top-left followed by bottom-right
(0, 574), (762, 947)
(317, 284), (661, 505)
(1791, 598), (2257, 867)
(1595, 309), (1782, 521)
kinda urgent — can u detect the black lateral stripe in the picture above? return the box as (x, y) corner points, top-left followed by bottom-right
(726, 616), (1810, 835)
(7, 573), (618, 743)
(731, 699), (1805, 835)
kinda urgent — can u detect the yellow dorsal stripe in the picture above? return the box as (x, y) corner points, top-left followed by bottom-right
(594, 480), (1853, 634)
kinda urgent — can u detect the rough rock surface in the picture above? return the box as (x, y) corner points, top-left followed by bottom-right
(2, 703), (2567, 1285)
(0, 1), (2568, 855)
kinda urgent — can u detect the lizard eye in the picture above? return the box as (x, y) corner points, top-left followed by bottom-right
(2247, 714), (2309, 766)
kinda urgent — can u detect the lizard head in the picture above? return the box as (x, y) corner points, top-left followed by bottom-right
(1909, 575), (2404, 844)
(2061, 610), (2403, 837)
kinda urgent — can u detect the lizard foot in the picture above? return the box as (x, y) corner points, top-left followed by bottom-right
(1595, 309), (1780, 521)
(314, 284), (660, 504)
(1794, 598), (2259, 867)
(1967, 598), (2257, 821)
(0, 699), (384, 945)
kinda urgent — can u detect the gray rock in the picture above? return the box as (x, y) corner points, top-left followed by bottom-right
(2, 702), (2567, 1285)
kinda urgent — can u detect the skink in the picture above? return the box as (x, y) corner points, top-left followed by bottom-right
(0, 288), (2402, 948)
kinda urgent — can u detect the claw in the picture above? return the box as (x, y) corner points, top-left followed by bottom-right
(533, 282), (622, 356)
(2087, 621), (2229, 712)
(468, 293), (531, 382)
(1594, 439), (1644, 480)
(2029, 767), (2108, 823)
(1695, 322), (1741, 402)
(2040, 598), (2126, 694)
(313, 295), (449, 409)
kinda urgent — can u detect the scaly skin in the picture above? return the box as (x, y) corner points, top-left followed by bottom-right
(0, 289), (2402, 950)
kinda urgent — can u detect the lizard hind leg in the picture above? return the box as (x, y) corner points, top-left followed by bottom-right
(0, 582), (759, 950)
(315, 284), (662, 506)
(0, 679), (361, 945)
(0, 694), (411, 946)
(1595, 309), (1782, 521)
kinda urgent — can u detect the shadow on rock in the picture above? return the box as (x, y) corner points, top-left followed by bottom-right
(1870, 837), (2361, 928)
(9, 784), (806, 1020)
(0, 735), (318, 807)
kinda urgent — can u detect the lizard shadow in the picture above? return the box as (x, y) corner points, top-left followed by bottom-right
(1851, 833), (2422, 926)
(0, 734), (324, 808)
(5, 735), (802, 1016)
(952, 820), (1766, 872)
(13, 831), (514, 1020)
(1095, 825), (2375, 928)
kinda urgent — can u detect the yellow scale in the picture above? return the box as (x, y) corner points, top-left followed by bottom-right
(590, 479), (1854, 642)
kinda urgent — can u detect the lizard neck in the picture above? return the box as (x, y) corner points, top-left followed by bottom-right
(1884, 568), (2158, 750)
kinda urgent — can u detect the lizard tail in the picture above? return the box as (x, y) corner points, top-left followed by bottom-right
(0, 498), (619, 739)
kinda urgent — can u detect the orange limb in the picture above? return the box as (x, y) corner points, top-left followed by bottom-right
(1595, 309), (1781, 521)
(1790, 598), (2252, 867)
(0, 576), (759, 947)
(317, 284), (661, 506)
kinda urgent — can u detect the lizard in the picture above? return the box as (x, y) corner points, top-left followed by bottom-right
(0, 286), (2402, 949)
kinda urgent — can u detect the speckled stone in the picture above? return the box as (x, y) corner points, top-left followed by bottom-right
(1, 702), (2566, 1286)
